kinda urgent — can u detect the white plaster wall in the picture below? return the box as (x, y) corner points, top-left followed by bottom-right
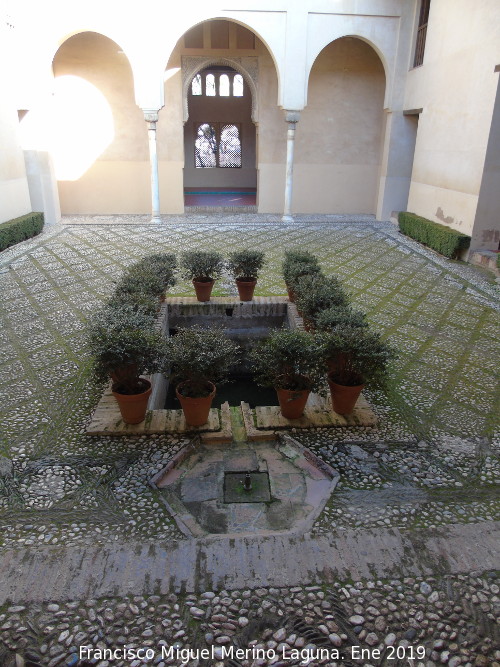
(0, 19), (32, 223)
(405, 0), (500, 237)
(293, 37), (386, 214)
(53, 31), (150, 214)
(4, 0), (497, 227)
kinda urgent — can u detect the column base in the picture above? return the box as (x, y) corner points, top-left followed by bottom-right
(151, 215), (162, 224)
(281, 214), (294, 222)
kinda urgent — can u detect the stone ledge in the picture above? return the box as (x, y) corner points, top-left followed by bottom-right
(87, 383), (223, 436)
(254, 393), (377, 430)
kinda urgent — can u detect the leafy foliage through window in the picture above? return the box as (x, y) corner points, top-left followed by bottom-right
(195, 123), (241, 168)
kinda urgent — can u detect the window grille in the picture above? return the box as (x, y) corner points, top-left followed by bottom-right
(219, 125), (242, 167)
(413, 0), (431, 68)
(194, 123), (241, 168)
(195, 124), (217, 167)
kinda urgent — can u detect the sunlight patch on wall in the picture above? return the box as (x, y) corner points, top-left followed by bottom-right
(19, 75), (114, 181)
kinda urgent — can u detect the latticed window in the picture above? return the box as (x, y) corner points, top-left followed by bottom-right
(413, 0), (431, 67)
(219, 124), (241, 167)
(195, 124), (217, 167)
(194, 123), (241, 168)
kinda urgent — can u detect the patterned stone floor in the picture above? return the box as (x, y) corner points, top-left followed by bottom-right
(0, 215), (499, 665)
(0, 216), (498, 551)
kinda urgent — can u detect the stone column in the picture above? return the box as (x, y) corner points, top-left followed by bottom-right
(143, 110), (161, 223)
(282, 111), (300, 222)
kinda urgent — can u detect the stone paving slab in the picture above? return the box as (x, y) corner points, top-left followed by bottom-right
(0, 521), (498, 604)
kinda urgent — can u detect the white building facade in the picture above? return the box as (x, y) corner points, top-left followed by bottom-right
(1, 0), (499, 251)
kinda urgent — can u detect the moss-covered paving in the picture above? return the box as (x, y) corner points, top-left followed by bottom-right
(0, 218), (498, 549)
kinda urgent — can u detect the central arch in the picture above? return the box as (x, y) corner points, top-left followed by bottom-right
(183, 59), (257, 206)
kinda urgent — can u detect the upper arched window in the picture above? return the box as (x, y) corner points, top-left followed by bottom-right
(219, 74), (230, 96)
(206, 73), (216, 96)
(233, 74), (244, 97)
(190, 70), (245, 97)
(191, 74), (202, 96)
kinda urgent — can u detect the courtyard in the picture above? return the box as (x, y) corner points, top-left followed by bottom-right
(0, 214), (499, 666)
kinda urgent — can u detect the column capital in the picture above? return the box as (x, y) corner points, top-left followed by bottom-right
(284, 110), (301, 124)
(143, 109), (159, 124)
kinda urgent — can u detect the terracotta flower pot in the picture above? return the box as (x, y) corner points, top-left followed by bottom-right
(176, 381), (216, 426)
(112, 379), (152, 425)
(192, 279), (214, 302)
(276, 387), (310, 419)
(236, 278), (257, 301)
(327, 374), (364, 415)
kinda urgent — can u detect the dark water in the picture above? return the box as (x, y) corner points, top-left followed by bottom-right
(164, 376), (280, 409)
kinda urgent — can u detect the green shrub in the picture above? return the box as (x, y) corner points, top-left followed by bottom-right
(282, 251), (321, 288)
(314, 305), (368, 330)
(0, 212), (44, 252)
(318, 325), (396, 387)
(398, 211), (470, 259)
(109, 292), (159, 317)
(227, 249), (265, 280)
(249, 328), (324, 392)
(167, 326), (240, 397)
(180, 250), (224, 282)
(497, 253), (500, 270)
(134, 253), (177, 290)
(294, 274), (350, 322)
(87, 303), (167, 393)
(283, 259), (322, 289)
(115, 266), (166, 300)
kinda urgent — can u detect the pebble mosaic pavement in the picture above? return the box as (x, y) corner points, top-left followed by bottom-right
(0, 214), (499, 666)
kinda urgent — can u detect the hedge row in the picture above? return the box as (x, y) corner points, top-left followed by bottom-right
(0, 212), (44, 252)
(398, 211), (470, 259)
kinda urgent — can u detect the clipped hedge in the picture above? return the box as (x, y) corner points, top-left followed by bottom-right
(398, 211), (470, 259)
(0, 212), (44, 252)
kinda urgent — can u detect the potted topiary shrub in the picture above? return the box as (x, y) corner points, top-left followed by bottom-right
(294, 274), (350, 330)
(114, 265), (166, 304)
(87, 303), (168, 424)
(134, 253), (177, 300)
(226, 249), (265, 301)
(250, 328), (323, 419)
(180, 250), (224, 302)
(166, 326), (240, 426)
(282, 254), (322, 302)
(317, 325), (395, 415)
